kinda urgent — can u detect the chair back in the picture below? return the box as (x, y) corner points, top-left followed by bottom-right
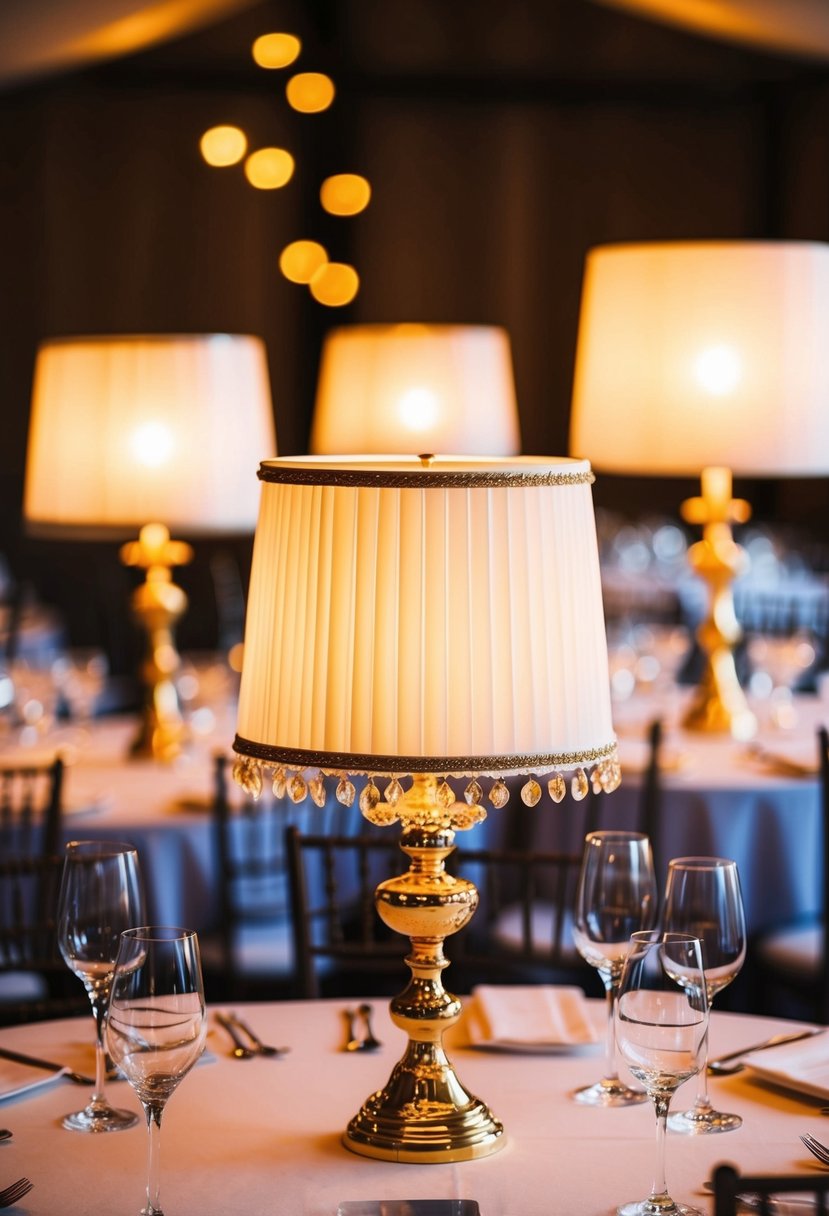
(712, 1163), (829, 1215)
(0, 756), (64, 859)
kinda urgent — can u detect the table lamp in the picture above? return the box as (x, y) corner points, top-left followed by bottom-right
(309, 323), (521, 455)
(569, 240), (829, 740)
(232, 453), (618, 1162)
(23, 333), (276, 761)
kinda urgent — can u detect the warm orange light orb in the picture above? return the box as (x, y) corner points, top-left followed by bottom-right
(244, 147), (295, 189)
(320, 174), (371, 216)
(310, 262), (359, 307)
(279, 240), (329, 284)
(286, 72), (336, 114)
(199, 125), (247, 167)
(252, 32), (301, 69)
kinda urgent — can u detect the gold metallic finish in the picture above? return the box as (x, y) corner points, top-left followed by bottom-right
(119, 522), (191, 761)
(256, 464), (594, 489)
(342, 774), (505, 1162)
(679, 468), (757, 740)
(231, 736), (618, 775)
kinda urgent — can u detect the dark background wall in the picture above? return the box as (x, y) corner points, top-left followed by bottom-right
(3, 0), (829, 671)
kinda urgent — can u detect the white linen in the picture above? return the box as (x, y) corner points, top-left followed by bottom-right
(0, 1058), (64, 1102)
(466, 984), (601, 1051)
(744, 1031), (829, 1100)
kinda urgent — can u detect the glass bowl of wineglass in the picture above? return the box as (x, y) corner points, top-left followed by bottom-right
(106, 926), (206, 1216)
(571, 830), (658, 1106)
(615, 931), (709, 1216)
(662, 856), (746, 1134)
(57, 839), (144, 1132)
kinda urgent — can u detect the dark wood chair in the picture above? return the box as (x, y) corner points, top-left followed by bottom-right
(0, 755), (64, 859)
(750, 725), (829, 1022)
(0, 853), (86, 1025)
(711, 1162), (829, 1215)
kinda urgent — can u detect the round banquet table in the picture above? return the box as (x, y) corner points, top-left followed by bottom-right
(0, 997), (826, 1216)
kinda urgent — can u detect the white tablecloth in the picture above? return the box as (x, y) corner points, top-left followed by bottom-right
(0, 997), (825, 1215)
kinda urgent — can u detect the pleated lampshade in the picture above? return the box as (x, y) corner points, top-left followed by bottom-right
(24, 333), (276, 537)
(233, 455), (617, 807)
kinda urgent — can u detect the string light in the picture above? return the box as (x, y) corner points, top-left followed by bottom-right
(279, 240), (329, 284)
(244, 147), (295, 190)
(252, 32), (301, 69)
(320, 174), (371, 216)
(310, 263), (359, 307)
(199, 125), (247, 167)
(286, 72), (336, 114)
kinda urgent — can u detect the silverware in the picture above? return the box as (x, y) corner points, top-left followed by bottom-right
(0, 1177), (32, 1208)
(0, 1045), (94, 1085)
(214, 1012), (256, 1059)
(703, 1179), (817, 1211)
(357, 1003), (382, 1051)
(801, 1133), (829, 1167)
(0, 1132), (10, 1143)
(708, 1028), (824, 1075)
(224, 1013), (288, 1058)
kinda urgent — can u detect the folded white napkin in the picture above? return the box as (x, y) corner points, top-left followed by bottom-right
(466, 985), (600, 1052)
(0, 1058), (64, 1103)
(743, 1031), (829, 1099)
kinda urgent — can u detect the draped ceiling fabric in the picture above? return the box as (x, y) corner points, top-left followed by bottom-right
(0, 0), (258, 87)
(591, 0), (829, 61)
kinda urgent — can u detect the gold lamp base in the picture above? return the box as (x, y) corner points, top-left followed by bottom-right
(680, 466), (757, 741)
(120, 522), (193, 762)
(343, 779), (505, 1163)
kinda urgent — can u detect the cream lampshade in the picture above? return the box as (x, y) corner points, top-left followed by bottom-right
(233, 453), (617, 1162)
(309, 323), (521, 455)
(569, 239), (829, 739)
(23, 333), (276, 759)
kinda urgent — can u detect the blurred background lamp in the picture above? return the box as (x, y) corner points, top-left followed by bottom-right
(286, 71), (335, 113)
(23, 333), (276, 761)
(199, 125), (247, 167)
(310, 323), (521, 456)
(569, 239), (829, 739)
(320, 173), (371, 216)
(252, 32), (301, 69)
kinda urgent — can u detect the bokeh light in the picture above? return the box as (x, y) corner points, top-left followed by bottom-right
(252, 32), (301, 69)
(320, 174), (371, 216)
(279, 240), (328, 284)
(310, 262), (359, 307)
(286, 72), (336, 114)
(244, 147), (295, 190)
(199, 125), (247, 167)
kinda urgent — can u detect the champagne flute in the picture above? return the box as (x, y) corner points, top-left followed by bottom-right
(57, 839), (145, 1132)
(107, 927), (206, 1216)
(662, 857), (746, 1134)
(615, 931), (709, 1216)
(572, 830), (657, 1105)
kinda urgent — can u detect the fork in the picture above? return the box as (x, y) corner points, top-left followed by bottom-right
(225, 1013), (288, 1057)
(800, 1132), (829, 1166)
(0, 1177), (33, 1208)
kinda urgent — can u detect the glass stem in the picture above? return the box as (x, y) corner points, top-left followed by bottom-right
(603, 978), (618, 1082)
(144, 1103), (164, 1216)
(694, 1032), (712, 1112)
(651, 1095), (671, 1202)
(91, 991), (108, 1107)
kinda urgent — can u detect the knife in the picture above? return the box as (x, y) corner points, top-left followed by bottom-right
(707, 1027), (823, 1074)
(0, 1045), (94, 1084)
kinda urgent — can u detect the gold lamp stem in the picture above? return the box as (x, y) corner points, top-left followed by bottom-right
(343, 773), (505, 1163)
(680, 466), (757, 740)
(119, 522), (193, 762)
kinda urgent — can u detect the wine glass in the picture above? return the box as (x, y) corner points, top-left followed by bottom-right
(572, 830), (657, 1105)
(57, 840), (144, 1132)
(107, 927), (206, 1216)
(662, 856), (746, 1134)
(615, 931), (709, 1216)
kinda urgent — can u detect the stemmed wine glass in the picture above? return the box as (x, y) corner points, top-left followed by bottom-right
(662, 856), (746, 1134)
(57, 839), (145, 1132)
(615, 931), (709, 1216)
(106, 927), (207, 1216)
(572, 830), (657, 1105)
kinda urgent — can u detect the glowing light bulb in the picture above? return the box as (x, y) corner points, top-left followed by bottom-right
(199, 125), (247, 167)
(309, 262), (359, 306)
(244, 147), (295, 189)
(320, 174), (371, 216)
(286, 72), (335, 114)
(252, 32), (301, 69)
(131, 422), (174, 468)
(279, 240), (328, 283)
(397, 388), (440, 432)
(693, 344), (742, 396)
